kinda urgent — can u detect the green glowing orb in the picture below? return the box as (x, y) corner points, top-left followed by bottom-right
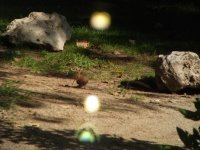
(78, 130), (95, 143)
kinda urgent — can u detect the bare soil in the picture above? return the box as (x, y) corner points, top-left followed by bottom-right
(0, 65), (199, 150)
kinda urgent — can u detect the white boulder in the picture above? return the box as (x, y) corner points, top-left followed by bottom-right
(2, 12), (71, 51)
(155, 51), (200, 92)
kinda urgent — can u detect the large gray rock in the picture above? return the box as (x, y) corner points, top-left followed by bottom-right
(155, 51), (200, 92)
(2, 12), (71, 51)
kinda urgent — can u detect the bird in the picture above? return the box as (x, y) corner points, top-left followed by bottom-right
(72, 70), (88, 88)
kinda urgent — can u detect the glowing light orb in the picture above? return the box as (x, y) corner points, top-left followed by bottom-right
(84, 95), (100, 113)
(78, 129), (95, 143)
(90, 12), (111, 30)
(75, 123), (100, 143)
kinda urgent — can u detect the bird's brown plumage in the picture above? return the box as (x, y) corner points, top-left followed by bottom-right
(73, 71), (88, 88)
(76, 75), (88, 88)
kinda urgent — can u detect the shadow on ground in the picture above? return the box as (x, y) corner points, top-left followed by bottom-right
(22, 89), (159, 114)
(120, 76), (200, 95)
(0, 119), (184, 150)
(0, 72), (184, 114)
(0, 48), (16, 63)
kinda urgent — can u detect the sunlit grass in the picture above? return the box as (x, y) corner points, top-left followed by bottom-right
(1, 25), (155, 81)
(14, 43), (105, 74)
(0, 22), (156, 81)
(0, 24), (157, 81)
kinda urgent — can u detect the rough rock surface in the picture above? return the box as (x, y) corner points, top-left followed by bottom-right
(155, 51), (200, 92)
(2, 12), (71, 51)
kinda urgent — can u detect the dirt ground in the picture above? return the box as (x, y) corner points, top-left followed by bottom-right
(0, 65), (199, 150)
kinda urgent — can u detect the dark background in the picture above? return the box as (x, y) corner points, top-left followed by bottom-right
(0, 0), (199, 29)
(0, 0), (200, 48)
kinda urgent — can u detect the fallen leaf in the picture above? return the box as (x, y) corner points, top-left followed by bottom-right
(14, 57), (23, 62)
(76, 40), (90, 49)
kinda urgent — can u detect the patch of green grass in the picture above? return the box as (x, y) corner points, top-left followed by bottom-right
(15, 44), (105, 74)
(3, 25), (155, 80)
(100, 44), (136, 55)
(12, 26), (155, 80)
(71, 26), (200, 55)
(16, 56), (41, 72)
(0, 80), (29, 109)
(72, 26), (137, 54)
(121, 63), (154, 81)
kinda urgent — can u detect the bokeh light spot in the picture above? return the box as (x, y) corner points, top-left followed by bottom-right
(78, 128), (95, 143)
(76, 124), (100, 144)
(90, 12), (111, 30)
(84, 95), (100, 113)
